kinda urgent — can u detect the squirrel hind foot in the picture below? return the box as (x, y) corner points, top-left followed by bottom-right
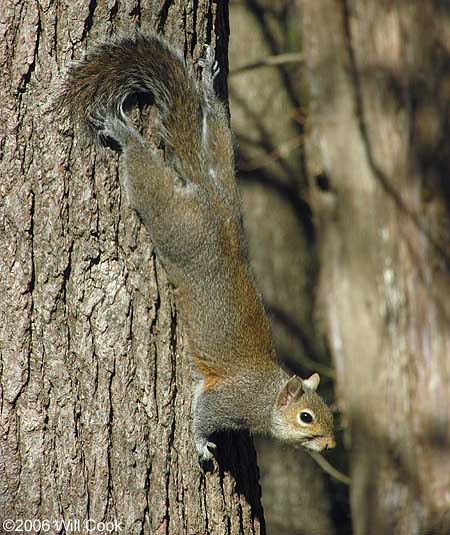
(198, 44), (219, 76)
(94, 113), (137, 148)
(198, 45), (220, 105)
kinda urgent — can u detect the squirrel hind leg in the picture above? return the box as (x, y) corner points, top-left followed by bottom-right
(197, 46), (236, 198)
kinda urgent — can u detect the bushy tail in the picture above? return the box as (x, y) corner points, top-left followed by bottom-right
(57, 32), (203, 163)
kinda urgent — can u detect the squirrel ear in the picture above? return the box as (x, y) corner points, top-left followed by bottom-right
(303, 373), (320, 391)
(276, 376), (304, 408)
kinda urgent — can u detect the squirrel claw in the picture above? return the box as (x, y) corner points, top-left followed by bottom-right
(211, 60), (220, 81)
(201, 44), (215, 64)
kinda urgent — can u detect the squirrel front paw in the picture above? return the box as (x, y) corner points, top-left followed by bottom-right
(195, 437), (217, 464)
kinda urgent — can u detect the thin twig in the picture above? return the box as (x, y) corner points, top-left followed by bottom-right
(295, 355), (335, 380)
(239, 134), (305, 172)
(309, 451), (351, 486)
(230, 53), (305, 76)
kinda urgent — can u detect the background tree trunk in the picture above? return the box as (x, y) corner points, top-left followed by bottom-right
(228, 2), (342, 534)
(0, 2), (265, 534)
(302, 1), (450, 534)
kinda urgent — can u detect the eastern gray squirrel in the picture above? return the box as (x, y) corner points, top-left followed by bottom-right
(57, 32), (335, 462)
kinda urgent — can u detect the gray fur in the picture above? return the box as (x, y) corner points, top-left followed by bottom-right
(57, 33), (335, 463)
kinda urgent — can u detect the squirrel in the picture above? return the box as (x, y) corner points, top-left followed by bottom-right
(57, 32), (335, 463)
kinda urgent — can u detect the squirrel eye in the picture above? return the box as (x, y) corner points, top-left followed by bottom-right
(299, 411), (314, 424)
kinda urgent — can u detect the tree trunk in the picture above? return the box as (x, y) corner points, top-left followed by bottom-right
(302, 1), (450, 534)
(229, 2), (338, 534)
(0, 2), (264, 534)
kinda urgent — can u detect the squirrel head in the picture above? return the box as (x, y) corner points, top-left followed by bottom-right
(270, 373), (335, 452)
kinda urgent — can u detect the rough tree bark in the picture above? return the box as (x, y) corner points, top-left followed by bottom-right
(0, 1), (265, 534)
(229, 2), (337, 534)
(302, 1), (450, 534)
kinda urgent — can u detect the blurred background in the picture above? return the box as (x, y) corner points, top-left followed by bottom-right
(228, 1), (450, 534)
